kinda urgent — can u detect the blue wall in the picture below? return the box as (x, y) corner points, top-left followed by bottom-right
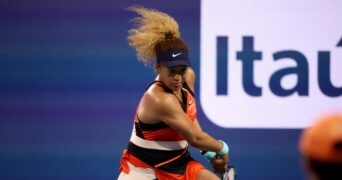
(0, 0), (304, 179)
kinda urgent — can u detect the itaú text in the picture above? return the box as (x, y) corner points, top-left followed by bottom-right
(216, 36), (342, 97)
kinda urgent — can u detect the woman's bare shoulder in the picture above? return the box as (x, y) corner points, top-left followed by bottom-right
(144, 85), (176, 106)
(137, 84), (178, 123)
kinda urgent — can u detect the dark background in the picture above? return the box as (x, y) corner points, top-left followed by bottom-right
(0, 0), (304, 179)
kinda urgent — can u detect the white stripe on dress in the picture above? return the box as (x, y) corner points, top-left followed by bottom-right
(129, 125), (188, 151)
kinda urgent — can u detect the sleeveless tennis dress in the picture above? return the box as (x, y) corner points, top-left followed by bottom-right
(118, 81), (205, 180)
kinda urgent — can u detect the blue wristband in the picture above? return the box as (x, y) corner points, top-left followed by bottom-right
(202, 151), (216, 161)
(218, 140), (229, 155)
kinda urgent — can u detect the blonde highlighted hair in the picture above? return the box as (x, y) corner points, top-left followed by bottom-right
(127, 6), (188, 65)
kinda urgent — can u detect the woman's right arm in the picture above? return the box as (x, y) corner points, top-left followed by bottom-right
(149, 91), (225, 154)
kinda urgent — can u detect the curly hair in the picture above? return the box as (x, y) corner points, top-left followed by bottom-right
(127, 6), (188, 65)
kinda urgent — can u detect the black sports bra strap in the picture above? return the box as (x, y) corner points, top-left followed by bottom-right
(182, 81), (194, 96)
(145, 81), (173, 93)
(154, 81), (174, 93)
(147, 81), (187, 112)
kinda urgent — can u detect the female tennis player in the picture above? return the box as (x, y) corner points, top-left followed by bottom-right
(118, 6), (231, 180)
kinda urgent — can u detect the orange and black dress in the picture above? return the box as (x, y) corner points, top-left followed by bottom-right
(119, 81), (205, 179)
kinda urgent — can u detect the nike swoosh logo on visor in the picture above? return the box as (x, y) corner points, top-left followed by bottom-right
(172, 53), (182, 57)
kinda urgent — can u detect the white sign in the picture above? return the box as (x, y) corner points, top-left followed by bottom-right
(200, 0), (342, 128)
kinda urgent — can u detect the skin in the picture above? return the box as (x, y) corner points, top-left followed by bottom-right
(136, 63), (227, 179)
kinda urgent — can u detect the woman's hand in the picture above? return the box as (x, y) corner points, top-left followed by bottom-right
(211, 154), (229, 175)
